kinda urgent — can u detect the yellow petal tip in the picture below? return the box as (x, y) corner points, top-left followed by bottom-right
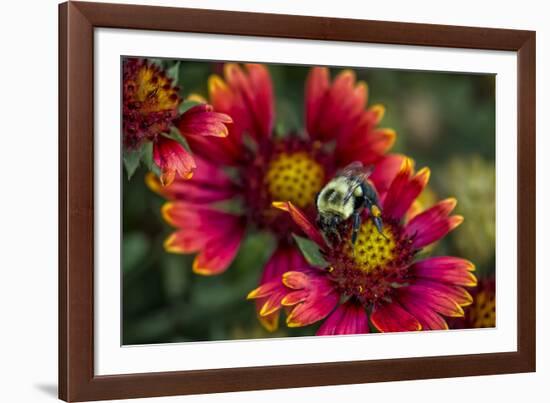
(417, 167), (431, 185)
(247, 288), (260, 300)
(192, 258), (217, 276)
(400, 157), (414, 174)
(451, 215), (465, 228)
(371, 104), (386, 121)
(208, 74), (227, 94)
(444, 197), (458, 210)
(145, 172), (161, 194)
(161, 202), (175, 225)
(272, 201), (289, 211)
(186, 93), (207, 103)
(259, 302), (279, 317)
(258, 315), (279, 332)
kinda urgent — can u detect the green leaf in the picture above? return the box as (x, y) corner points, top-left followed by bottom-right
(292, 235), (329, 268)
(149, 58), (164, 68)
(123, 147), (143, 180)
(166, 61), (180, 84)
(142, 141), (153, 169)
(141, 141), (161, 177)
(161, 127), (192, 153)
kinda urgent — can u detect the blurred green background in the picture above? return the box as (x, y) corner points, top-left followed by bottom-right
(122, 60), (495, 345)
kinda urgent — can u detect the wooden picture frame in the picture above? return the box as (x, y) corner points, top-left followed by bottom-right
(59, 1), (536, 401)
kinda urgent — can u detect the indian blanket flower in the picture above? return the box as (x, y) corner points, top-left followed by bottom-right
(248, 159), (477, 334)
(449, 277), (495, 329)
(148, 63), (397, 330)
(123, 58), (232, 185)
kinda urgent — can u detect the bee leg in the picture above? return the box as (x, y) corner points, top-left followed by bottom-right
(366, 201), (388, 240)
(373, 215), (386, 239)
(351, 211), (362, 248)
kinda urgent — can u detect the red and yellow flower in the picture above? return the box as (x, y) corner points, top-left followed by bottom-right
(123, 58), (232, 185)
(449, 277), (495, 329)
(248, 159), (476, 334)
(149, 63), (397, 330)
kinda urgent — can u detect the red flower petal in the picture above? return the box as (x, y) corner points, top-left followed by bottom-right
(281, 290), (308, 306)
(368, 154), (406, 197)
(415, 279), (474, 307)
(317, 302), (369, 336)
(248, 245), (309, 331)
(382, 159), (430, 221)
(305, 67), (330, 136)
(153, 136), (197, 186)
(247, 281), (282, 300)
(334, 102), (392, 166)
(337, 127), (396, 166)
(248, 279), (288, 329)
(161, 201), (245, 275)
(210, 63), (274, 142)
(398, 292), (449, 330)
(146, 156), (237, 203)
(281, 270), (310, 290)
(305, 67), (394, 166)
(368, 104), (386, 124)
(404, 283), (465, 317)
(185, 75), (244, 165)
(281, 270), (339, 327)
(272, 201), (327, 248)
(264, 245), (309, 283)
(178, 103), (232, 138)
(406, 199), (464, 248)
(164, 230), (207, 253)
(370, 301), (422, 332)
(411, 256), (477, 287)
(151, 175), (235, 204)
(161, 201), (238, 229)
(192, 226), (245, 275)
(306, 68), (366, 142)
(191, 63), (274, 165)
(245, 63), (275, 139)
(286, 292), (339, 328)
(185, 131), (243, 166)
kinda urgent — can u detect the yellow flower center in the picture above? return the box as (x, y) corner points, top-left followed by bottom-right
(343, 220), (397, 273)
(135, 65), (180, 113)
(469, 289), (496, 328)
(264, 152), (325, 208)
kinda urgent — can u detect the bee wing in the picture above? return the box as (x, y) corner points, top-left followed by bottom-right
(339, 162), (374, 203)
(338, 161), (374, 180)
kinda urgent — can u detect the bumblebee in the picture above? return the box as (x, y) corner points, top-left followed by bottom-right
(316, 161), (385, 246)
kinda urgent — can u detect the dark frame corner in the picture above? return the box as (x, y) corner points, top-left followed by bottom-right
(59, 1), (536, 401)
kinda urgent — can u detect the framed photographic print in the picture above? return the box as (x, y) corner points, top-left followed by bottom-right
(59, 1), (536, 401)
